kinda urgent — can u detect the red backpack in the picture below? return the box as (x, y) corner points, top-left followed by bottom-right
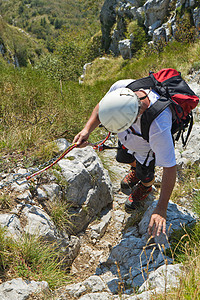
(126, 68), (199, 146)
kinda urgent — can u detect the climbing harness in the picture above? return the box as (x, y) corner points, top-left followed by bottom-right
(92, 131), (111, 151)
(0, 131), (117, 189)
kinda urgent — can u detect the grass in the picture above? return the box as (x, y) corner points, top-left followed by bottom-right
(0, 194), (11, 210)
(0, 63), (112, 155)
(0, 17), (45, 66)
(170, 163), (200, 206)
(84, 40), (200, 84)
(1, 39), (200, 157)
(50, 199), (75, 234)
(0, 227), (70, 289)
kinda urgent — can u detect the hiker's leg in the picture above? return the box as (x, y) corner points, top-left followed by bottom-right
(116, 141), (139, 189)
(136, 158), (155, 187)
(125, 158), (155, 209)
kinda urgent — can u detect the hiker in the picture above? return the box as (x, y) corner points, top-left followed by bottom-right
(73, 69), (199, 237)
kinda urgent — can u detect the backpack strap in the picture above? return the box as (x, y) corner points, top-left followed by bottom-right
(174, 112), (194, 147)
(126, 76), (155, 91)
(129, 126), (142, 137)
(140, 97), (172, 142)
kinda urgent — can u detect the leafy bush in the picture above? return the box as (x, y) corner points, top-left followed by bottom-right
(14, 43), (28, 67)
(35, 53), (66, 80)
(0, 17), (46, 66)
(0, 0), (103, 43)
(35, 30), (102, 81)
(127, 21), (147, 54)
(85, 30), (103, 61)
(175, 11), (198, 43)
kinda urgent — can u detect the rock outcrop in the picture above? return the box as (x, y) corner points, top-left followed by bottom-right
(0, 278), (48, 300)
(100, 0), (200, 58)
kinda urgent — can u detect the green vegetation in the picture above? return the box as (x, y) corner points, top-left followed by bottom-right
(0, 62), (111, 155)
(35, 29), (103, 81)
(0, 0), (103, 43)
(50, 199), (74, 234)
(0, 228), (70, 289)
(127, 20), (147, 54)
(0, 195), (11, 210)
(83, 40), (200, 83)
(0, 0), (104, 75)
(0, 38), (200, 159)
(0, 17), (45, 66)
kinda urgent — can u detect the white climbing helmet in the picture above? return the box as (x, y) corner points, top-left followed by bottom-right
(98, 88), (140, 133)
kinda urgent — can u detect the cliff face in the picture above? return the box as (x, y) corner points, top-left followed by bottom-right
(100, 0), (200, 58)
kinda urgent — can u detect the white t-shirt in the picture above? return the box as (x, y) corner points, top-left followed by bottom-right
(107, 80), (176, 167)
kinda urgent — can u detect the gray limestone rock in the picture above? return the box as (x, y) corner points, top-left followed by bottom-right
(144, 0), (170, 29)
(118, 39), (132, 59)
(90, 211), (112, 240)
(175, 123), (200, 167)
(61, 275), (107, 299)
(0, 213), (22, 239)
(42, 183), (61, 200)
(95, 200), (195, 293)
(0, 278), (48, 300)
(139, 263), (183, 293)
(139, 200), (195, 242)
(22, 204), (58, 241)
(56, 138), (71, 151)
(153, 26), (167, 42)
(79, 292), (112, 300)
(192, 7), (200, 35)
(100, 0), (117, 52)
(99, 0), (200, 57)
(57, 235), (81, 266)
(57, 146), (113, 233)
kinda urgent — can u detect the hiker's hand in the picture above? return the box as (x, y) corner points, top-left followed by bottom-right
(148, 207), (166, 237)
(73, 129), (90, 147)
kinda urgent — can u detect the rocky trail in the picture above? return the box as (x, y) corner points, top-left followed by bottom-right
(53, 145), (197, 300)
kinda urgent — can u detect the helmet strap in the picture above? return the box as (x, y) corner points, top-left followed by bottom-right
(139, 95), (148, 101)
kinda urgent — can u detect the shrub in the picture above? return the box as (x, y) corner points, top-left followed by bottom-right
(175, 11), (198, 43)
(85, 30), (103, 61)
(14, 44), (28, 67)
(127, 21), (147, 54)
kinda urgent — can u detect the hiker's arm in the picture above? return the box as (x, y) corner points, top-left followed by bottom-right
(148, 165), (177, 237)
(73, 103), (100, 146)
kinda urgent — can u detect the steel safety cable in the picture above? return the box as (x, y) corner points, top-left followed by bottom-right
(0, 132), (113, 188)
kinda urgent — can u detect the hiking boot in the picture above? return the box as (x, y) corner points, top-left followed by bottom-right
(121, 167), (140, 190)
(125, 182), (152, 210)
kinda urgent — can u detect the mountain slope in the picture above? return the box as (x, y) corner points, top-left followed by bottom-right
(0, 0), (104, 42)
(0, 16), (46, 66)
